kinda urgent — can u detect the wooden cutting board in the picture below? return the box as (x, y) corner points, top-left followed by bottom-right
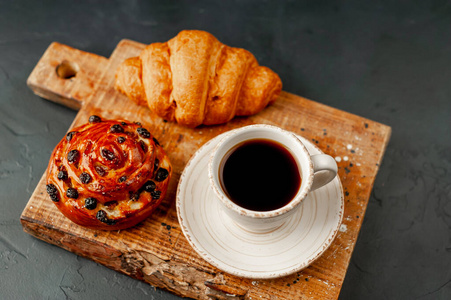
(21, 40), (391, 299)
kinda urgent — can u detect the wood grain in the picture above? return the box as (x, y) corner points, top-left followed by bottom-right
(21, 39), (391, 299)
(27, 42), (109, 110)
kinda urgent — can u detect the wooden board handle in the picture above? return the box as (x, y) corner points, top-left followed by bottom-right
(26, 42), (109, 110)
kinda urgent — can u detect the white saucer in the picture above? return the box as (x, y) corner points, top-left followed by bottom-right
(176, 131), (344, 279)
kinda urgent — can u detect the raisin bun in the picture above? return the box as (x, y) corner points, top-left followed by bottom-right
(46, 116), (172, 230)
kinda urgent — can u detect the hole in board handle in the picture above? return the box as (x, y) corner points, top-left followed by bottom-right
(56, 60), (79, 79)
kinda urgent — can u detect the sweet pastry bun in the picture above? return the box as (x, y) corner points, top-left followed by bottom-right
(45, 115), (172, 230)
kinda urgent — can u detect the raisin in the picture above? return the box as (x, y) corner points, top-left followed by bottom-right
(57, 170), (68, 180)
(110, 124), (124, 133)
(151, 190), (161, 200)
(50, 194), (59, 202)
(84, 197), (97, 210)
(118, 176), (127, 183)
(101, 149), (115, 161)
(79, 172), (91, 184)
(66, 188), (79, 199)
(95, 166), (106, 176)
(140, 140), (147, 152)
(67, 150), (80, 164)
(46, 183), (58, 195)
(105, 219), (117, 225)
(154, 158), (159, 171)
(137, 127), (150, 138)
(104, 201), (118, 208)
(89, 115), (102, 123)
(117, 136), (126, 144)
(46, 184), (59, 202)
(121, 122), (127, 126)
(155, 168), (169, 182)
(66, 131), (76, 142)
(129, 191), (140, 201)
(96, 210), (107, 222)
(152, 137), (160, 146)
(143, 181), (156, 192)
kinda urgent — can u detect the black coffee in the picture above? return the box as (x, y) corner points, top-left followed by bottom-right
(219, 139), (301, 212)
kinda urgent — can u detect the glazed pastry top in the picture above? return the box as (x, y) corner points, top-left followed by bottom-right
(46, 116), (171, 230)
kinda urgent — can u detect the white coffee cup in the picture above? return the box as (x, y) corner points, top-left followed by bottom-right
(208, 124), (338, 232)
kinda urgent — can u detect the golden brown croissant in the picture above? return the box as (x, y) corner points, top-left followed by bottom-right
(46, 115), (172, 230)
(115, 30), (282, 127)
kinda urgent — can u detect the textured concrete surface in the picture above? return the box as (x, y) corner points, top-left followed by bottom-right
(1, 1), (450, 299)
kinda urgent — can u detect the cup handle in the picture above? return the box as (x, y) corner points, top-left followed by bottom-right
(310, 154), (338, 191)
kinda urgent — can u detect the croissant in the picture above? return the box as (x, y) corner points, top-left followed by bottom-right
(115, 30), (282, 127)
(45, 115), (172, 230)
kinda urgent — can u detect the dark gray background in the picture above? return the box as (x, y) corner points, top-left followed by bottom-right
(1, 0), (450, 299)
